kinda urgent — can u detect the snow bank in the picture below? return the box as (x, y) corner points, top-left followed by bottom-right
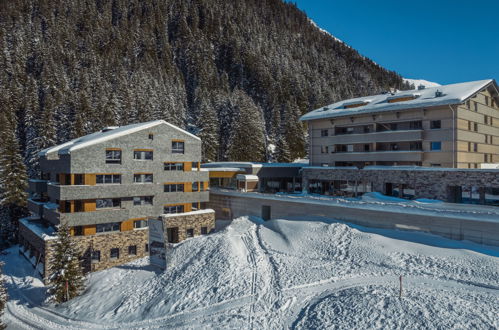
(2, 216), (498, 329)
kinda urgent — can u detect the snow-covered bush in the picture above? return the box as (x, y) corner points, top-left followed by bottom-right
(48, 223), (85, 303)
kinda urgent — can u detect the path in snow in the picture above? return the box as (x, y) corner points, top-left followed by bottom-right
(2, 216), (499, 329)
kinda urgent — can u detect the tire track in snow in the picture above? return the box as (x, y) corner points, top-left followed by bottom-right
(240, 232), (257, 328)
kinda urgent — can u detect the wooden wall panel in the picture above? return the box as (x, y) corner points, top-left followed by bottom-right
(85, 174), (96, 186)
(184, 162), (192, 171)
(84, 225), (96, 236)
(121, 220), (134, 232)
(83, 200), (96, 212)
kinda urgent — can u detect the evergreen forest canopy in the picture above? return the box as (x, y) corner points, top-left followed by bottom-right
(0, 0), (408, 179)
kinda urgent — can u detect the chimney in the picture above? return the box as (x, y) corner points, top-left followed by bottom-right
(435, 90), (443, 97)
(418, 84), (425, 90)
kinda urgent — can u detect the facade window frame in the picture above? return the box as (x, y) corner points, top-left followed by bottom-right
(164, 162), (184, 171)
(172, 141), (185, 154)
(164, 183), (184, 193)
(430, 141), (442, 151)
(96, 174), (121, 184)
(164, 204), (184, 214)
(110, 248), (119, 259)
(134, 173), (153, 184)
(133, 150), (154, 161)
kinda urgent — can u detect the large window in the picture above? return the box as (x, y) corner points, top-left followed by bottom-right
(430, 120), (441, 129)
(164, 183), (184, 192)
(128, 245), (137, 255)
(172, 141), (185, 154)
(134, 173), (153, 183)
(105, 149), (121, 164)
(96, 222), (120, 233)
(320, 129), (328, 137)
(96, 174), (121, 184)
(96, 198), (121, 209)
(164, 205), (184, 214)
(192, 181), (199, 191)
(133, 150), (153, 160)
(133, 219), (148, 229)
(430, 141), (442, 151)
(164, 162), (184, 171)
(133, 196), (153, 206)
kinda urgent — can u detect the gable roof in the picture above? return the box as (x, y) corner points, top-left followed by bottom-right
(300, 79), (497, 122)
(39, 120), (200, 157)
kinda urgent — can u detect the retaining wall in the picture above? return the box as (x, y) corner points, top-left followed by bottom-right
(208, 191), (499, 247)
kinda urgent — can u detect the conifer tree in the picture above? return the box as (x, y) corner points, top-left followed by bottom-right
(0, 262), (6, 330)
(0, 109), (28, 245)
(48, 223), (85, 303)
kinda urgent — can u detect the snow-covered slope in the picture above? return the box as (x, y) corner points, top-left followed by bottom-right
(404, 78), (441, 89)
(3, 217), (499, 329)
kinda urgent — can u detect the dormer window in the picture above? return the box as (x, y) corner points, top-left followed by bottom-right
(387, 94), (420, 103)
(342, 100), (370, 109)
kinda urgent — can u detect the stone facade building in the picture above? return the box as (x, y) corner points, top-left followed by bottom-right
(300, 79), (499, 169)
(20, 120), (213, 282)
(302, 166), (499, 205)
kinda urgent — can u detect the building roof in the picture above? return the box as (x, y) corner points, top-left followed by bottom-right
(39, 120), (200, 157)
(300, 79), (498, 122)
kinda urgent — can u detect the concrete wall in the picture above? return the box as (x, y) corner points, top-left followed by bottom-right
(208, 191), (499, 247)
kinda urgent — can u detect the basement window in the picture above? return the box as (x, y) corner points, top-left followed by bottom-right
(91, 250), (100, 263)
(110, 248), (119, 259)
(186, 228), (194, 238)
(128, 245), (137, 255)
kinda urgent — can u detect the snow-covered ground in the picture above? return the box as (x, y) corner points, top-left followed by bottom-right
(2, 217), (499, 329)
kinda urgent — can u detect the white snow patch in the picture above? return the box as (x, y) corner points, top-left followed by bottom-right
(2, 217), (499, 329)
(404, 78), (441, 88)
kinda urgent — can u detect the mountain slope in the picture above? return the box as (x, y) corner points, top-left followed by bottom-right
(0, 0), (407, 172)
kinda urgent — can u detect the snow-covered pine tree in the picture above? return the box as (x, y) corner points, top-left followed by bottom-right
(0, 108), (28, 246)
(48, 223), (85, 303)
(0, 262), (7, 330)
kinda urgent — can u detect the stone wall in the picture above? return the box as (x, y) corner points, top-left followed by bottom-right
(208, 191), (499, 247)
(160, 210), (215, 242)
(19, 221), (149, 284)
(302, 167), (499, 201)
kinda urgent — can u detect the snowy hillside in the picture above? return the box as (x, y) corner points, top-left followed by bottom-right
(404, 78), (441, 89)
(2, 217), (499, 329)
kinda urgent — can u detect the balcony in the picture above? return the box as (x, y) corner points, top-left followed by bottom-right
(327, 130), (423, 145)
(27, 199), (46, 217)
(331, 150), (423, 162)
(44, 207), (131, 226)
(47, 183), (162, 200)
(28, 179), (48, 194)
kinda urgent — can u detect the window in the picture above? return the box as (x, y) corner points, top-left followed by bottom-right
(200, 181), (206, 191)
(133, 196), (153, 206)
(74, 200), (83, 212)
(321, 146), (329, 155)
(320, 129), (328, 137)
(110, 248), (119, 259)
(91, 250), (100, 263)
(186, 228), (194, 238)
(145, 243), (149, 252)
(133, 150), (153, 160)
(473, 143), (478, 152)
(172, 141), (185, 154)
(474, 102), (478, 112)
(74, 226), (83, 236)
(347, 145), (354, 152)
(466, 100), (470, 109)
(409, 121), (422, 130)
(430, 164), (441, 167)
(201, 227), (208, 235)
(485, 96), (489, 106)
(164, 205), (184, 214)
(96, 198), (121, 209)
(96, 174), (121, 184)
(192, 182), (199, 191)
(164, 162), (184, 171)
(410, 142), (422, 151)
(96, 222), (120, 233)
(364, 144), (370, 152)
(134, 173), (153, 183)
(192, 202), (199, 211)
(105, 149), (121, 164)
(474, 122), (478, 132)
(430, 141), (442, 151)
(128, 245), (137, 255)
(430, 120), (441, 129)
(133, 219), (148, 229)
(148, 134), (154, 140)
(164, 183), (184, 192)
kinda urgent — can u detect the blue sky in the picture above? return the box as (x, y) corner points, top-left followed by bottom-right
(290, 0), (499, 85)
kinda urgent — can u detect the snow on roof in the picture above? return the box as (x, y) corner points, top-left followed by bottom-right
(236, 174), (259, 181)
(39, 120), (200, 156)
(300, 79), (495, 121)
(403, 78), (441, 88)
(20, 217), (56, 241)
(160, 209), (215, 219)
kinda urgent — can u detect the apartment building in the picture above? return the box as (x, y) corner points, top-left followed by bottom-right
(20, 120), (212, 281)
(300, 79), (499, 168)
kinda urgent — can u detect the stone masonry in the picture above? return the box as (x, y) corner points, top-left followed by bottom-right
(302, 167), (499, 202)
(160, 210), (215, 243)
